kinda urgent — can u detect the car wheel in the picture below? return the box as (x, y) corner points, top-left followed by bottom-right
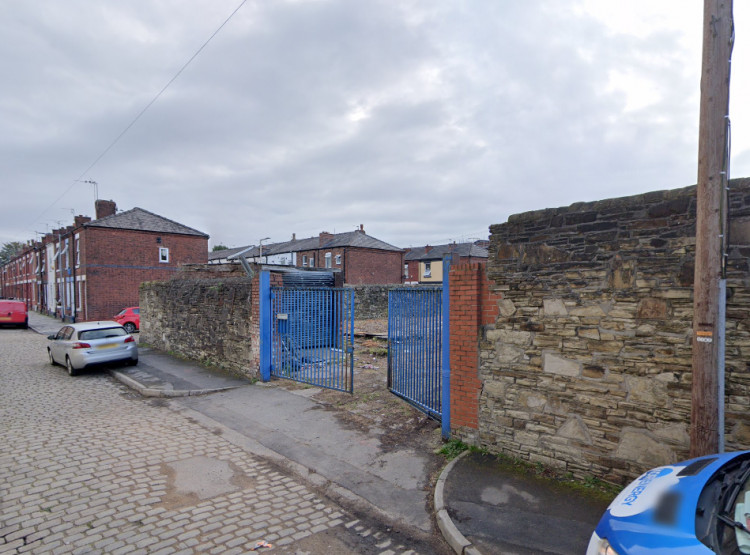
(128, 358), (138, 366)
(48, 349), (55, 366)
(66, 356), (78, 377)
(123, 322), (136, 334)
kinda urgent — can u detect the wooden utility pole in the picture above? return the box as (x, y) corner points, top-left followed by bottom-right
(691, 0), (733, 457)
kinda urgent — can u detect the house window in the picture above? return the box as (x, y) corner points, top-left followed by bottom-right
(309, 256), (315, 267)
(424, 262), (431, 278)
(159, 247), (169, 263)
(302, 255), (308, 267)
(335, 254), (341, 266)
(404, 264), (408, 279)
(75, 235), (80, 267)
(325, 252), (332, 268)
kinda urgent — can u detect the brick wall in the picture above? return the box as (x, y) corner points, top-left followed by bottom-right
(405, 260), (419, 283)
(345, 249), (403, 285)
(295, 247), (403, 285)
(449, 264), (501, 435)
(83, 228), (207, 320)
(461, 178), (750, 484)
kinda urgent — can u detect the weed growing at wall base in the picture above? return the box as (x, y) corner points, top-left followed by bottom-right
(438, 440), (622, 502)
(438, 439), (469, 460)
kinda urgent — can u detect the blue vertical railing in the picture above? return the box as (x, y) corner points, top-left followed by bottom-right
(387, 287), (443, 420)
(270, 287), (354, 393)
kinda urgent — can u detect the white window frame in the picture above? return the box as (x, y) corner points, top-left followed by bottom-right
(335, 254), (342, 266)
(302, 255), (308, 267)
(424, 261), (432, 278)
(309, 256), (314, 267)
(159, 247), (170, 263)
(325, 252), (332, 268)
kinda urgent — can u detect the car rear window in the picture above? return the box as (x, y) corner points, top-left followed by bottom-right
(0, 301), (26, 312)
(79, 327), (127, 340)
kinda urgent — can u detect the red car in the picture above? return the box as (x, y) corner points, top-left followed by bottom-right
(113, 306), (140, 333)
(0, 299), (28, 328)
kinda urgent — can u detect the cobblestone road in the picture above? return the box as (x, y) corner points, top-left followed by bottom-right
(0, 330), (436, 554)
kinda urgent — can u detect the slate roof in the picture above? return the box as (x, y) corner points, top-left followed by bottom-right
(213, 230), (402, 261)
(315, 231), (401, 252)
(208, 245), (252, 262)
(404, 242), (488, 261)
(85, 207), (208, 238)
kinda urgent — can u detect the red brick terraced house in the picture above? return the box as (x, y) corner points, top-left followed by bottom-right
(208, 226), (404, 285)
(0, 200), (208, 322)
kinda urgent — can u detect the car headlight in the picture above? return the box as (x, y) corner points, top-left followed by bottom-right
(586, 533), (621, 555)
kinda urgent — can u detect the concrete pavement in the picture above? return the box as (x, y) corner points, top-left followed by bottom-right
(435, 451), (611, 554)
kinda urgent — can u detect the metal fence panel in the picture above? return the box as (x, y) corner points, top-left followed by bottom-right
(387, 288), (442, 419)
(270, 287), (354, 393)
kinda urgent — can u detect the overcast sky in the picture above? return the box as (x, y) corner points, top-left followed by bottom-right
(2, 1), (748, 250)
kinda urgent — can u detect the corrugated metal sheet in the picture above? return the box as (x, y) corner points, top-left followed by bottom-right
(279, 269), (335, 288)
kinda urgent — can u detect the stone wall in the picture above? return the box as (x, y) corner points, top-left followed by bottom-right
(467, 178), (750, 484)
(347, 284), (420, 320)
(140, 277), (260, 379)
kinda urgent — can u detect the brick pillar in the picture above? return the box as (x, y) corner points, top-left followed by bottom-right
(449, 263), (501, 433)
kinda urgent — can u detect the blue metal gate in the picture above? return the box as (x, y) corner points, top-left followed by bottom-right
(387, 288), (443, 419)
(270, 287), (354, 393)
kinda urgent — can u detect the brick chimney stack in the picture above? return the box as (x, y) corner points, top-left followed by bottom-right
(358, 224), (365, 234)
(74, 215), (92, 228)
(95, 200), (116, 220)
(319, 231), (334, 243)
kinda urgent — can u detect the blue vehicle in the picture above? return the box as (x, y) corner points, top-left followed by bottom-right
(588, 451), (750, 554)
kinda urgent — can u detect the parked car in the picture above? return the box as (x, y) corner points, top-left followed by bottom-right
(587, 451), (750, 555)
(0, 299), (28, 328)
(113, 306), (140, 333)
(47, 321), (138, 376)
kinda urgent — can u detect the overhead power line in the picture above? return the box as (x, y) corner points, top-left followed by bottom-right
(32, 0), (249, 227)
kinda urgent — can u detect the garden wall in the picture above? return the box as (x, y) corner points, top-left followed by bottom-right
(453, 178), (750, 484)
(140, 275), (262, 379)
(347, 284), (433, 320)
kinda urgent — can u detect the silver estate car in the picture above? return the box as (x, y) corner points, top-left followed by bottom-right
(47, 321), (138, 376)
